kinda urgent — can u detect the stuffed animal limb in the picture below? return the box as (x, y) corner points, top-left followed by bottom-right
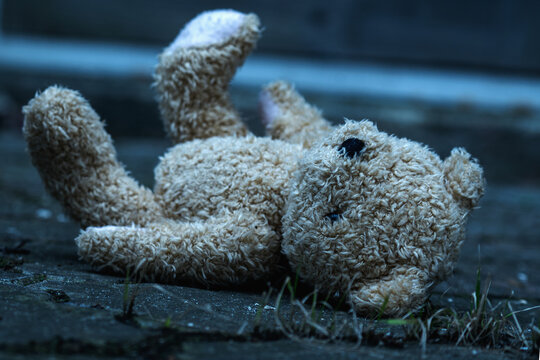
(155, 10), (332, 148)
(22, 86), (162, 228)
(259, 81), (333, 148)
(154, 10), (260, 144)
(76, 211), (281, 284)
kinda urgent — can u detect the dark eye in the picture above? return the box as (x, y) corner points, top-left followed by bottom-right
(325, 212), (342, 223)
(338, 138), (365, 158)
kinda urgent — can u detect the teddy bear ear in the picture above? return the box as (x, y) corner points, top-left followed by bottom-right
(442, 148), (485, 210)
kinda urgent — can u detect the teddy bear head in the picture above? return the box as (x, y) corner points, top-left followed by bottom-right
(281, 120), (484, 313)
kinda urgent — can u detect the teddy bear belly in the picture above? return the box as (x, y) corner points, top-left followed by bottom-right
(154, 136), (300, 229)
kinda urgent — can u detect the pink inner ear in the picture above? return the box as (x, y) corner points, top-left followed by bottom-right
(165, 10), (246, 53)
(258, 90), (281, 129)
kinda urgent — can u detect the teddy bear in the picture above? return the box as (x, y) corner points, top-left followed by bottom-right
(21, 10), (484, 315)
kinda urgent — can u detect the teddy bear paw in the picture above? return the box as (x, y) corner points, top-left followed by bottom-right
(259, 87), (282, 130)
(259, 81), (316, 130)
(165, 9), (250, 53)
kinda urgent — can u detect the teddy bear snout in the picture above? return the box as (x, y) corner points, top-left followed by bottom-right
(338, 138), (365, 158)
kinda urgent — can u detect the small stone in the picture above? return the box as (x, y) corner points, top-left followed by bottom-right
(35, 208), (52, 220)
(517, 272), (528, 283)
(46, 289), (70, 303)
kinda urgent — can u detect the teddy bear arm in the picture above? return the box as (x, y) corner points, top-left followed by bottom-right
(154, 10), (261, 144)
(259, 81), (333, 148)
(23, 86), (163, 228)
(350, 267), (429, 316)
(76, 212), (281, 285)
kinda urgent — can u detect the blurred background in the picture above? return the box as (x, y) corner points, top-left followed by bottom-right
(0, 0), (539, 185)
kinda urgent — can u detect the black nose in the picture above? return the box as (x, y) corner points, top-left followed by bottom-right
(338, 138), (365, 158)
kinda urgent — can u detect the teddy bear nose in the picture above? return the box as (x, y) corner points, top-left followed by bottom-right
(338, 138), (365, 158)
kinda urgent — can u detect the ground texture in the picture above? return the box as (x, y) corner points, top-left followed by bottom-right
(1, 132), (539, 359)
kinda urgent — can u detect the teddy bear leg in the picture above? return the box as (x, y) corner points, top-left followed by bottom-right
(259, 81), (333, 148)
(349, 267), (428, 316)
(23, 86), (162, 228)
(154, 10), (260, 144)
(76, 212), (281, 284)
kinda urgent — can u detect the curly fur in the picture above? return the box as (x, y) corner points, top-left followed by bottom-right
(22, 10), (484, 315)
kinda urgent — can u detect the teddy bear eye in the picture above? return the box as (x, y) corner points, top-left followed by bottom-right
(338, 138), (365, 158)
(325, 212), (342, 223)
